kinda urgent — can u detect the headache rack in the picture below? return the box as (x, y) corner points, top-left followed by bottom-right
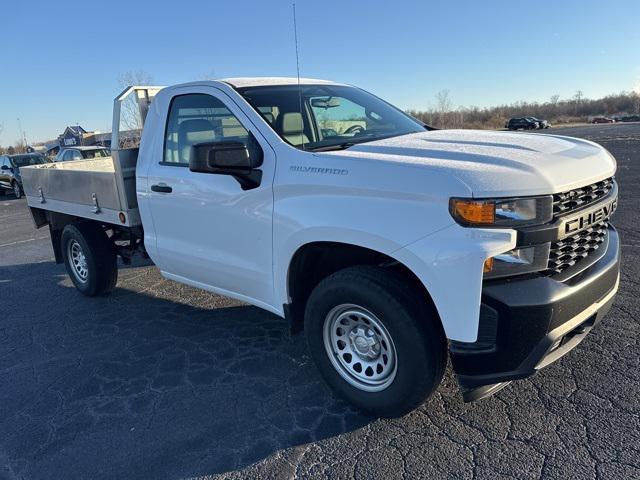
(21, 86), (165, 228)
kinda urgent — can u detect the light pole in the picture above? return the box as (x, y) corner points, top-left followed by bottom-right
(17, 117), (27, 151)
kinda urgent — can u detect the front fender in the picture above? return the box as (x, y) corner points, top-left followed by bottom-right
(392, 224), (515, 342)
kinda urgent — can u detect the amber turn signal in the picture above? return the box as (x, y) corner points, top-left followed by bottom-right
(483, 257), (494, 273)
(450, 199), (495, 225)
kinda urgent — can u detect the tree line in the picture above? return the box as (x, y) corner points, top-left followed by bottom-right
(1, 87), (639, 153)
(0, 123), (28, 155)
(408, 89), (640, 129)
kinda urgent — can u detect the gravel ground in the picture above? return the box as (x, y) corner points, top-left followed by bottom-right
(0, 123), (638, 479)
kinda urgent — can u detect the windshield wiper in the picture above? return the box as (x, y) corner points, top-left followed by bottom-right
(307, 142), (356, 152)
(306, 132), (414, 152)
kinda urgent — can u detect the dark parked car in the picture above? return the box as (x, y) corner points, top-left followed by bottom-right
(526, 116), (549, 129)
(506, 117), (539, 130)
(0, 153), (50, 199)
(591, 117), (615, 124)
(55, 146), (110, 162)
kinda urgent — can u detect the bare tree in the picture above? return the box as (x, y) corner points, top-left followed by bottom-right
(435, 90), (453, 128)
(198, 69), (217, 81)
(117, 70), (153, 89)
(573, 90), (584, 115)
(13, 138), (27, 154)
(633, 79), (640, 113)
(632, 91), (640, 114)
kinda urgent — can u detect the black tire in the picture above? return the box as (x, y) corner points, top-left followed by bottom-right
(61, 222), (118, 296)
(12, 181), (22, 199)
(304, 266), (447, 418)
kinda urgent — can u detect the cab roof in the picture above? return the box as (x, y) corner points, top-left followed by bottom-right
(220, 77), (341, 88)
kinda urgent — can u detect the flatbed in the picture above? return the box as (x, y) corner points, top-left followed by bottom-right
(21, 152), (140, 227)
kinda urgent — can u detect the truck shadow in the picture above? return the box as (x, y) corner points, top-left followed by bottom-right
(0, 261), (373, 479)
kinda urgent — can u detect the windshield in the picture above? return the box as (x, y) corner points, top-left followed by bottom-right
(82, 149), (109, 159)
(12, 155), (47, 168)
(237, 84), (426, 150)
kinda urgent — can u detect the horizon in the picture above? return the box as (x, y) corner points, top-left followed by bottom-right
(15, 85), (640, 146)
(1, 0), (639, 144)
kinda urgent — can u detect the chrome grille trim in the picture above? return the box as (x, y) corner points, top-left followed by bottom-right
(552, 177), (614, 216)
(545, 222), (609, 275)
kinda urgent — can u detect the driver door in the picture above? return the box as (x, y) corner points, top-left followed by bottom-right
(145, 87), (277, 309)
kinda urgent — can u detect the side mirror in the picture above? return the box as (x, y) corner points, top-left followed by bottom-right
(191, 142), (255, 170)
(189, 137), (263, 190)
(0, 165), (8, 170)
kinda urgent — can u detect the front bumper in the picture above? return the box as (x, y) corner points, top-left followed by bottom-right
(450, 226), (620, 401)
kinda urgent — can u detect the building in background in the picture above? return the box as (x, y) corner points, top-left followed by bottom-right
(55, 126), (111, 149)
(58, 126), (91, 147)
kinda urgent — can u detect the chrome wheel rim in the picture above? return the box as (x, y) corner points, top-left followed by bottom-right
(68, 240), (88, 283)
(323, 304), (397, 392)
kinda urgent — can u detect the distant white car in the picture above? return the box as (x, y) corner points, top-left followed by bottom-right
(55, 146), (110, 162)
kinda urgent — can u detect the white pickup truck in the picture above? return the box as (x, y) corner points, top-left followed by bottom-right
(22, 78), (620, 417)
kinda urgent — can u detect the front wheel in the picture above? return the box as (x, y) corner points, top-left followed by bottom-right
(61, 222), (118, 296)
(304, 266), (447, 418)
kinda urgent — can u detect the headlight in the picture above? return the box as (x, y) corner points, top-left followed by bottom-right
(483, 244), (550, 279)
(449, 196), (553, 227)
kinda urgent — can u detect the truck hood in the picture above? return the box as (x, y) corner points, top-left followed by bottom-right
(334, 130), (616, 197)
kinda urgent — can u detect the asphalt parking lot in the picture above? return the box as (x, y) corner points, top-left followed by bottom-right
(1, 123), (639, 480)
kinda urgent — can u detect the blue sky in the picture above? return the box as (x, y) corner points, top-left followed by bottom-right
(1, 0), (639, 144)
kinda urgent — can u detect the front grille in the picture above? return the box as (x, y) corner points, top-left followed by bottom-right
(542, 177), (615, 275)
(545, 221), (609, 275)
(552, 177), (614, 215)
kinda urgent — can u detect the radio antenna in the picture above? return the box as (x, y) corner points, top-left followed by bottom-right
(292, 1), (305, 149)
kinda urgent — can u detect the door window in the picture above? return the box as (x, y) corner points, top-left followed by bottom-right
(163, 94), (250, 165)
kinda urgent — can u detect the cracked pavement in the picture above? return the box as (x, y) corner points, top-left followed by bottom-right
(0, 123), (639, 479)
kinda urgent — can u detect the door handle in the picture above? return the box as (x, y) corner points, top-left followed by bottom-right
(151, 183), (172, 193)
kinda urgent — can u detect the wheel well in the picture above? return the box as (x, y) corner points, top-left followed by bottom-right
(286, 242), (439, 333)
(40, 212), (142, 265)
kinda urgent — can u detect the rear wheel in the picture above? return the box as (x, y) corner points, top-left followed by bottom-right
(304, 266), (447, 418)
(61, 222), (118, 296)
(12, 182), (21, 199)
